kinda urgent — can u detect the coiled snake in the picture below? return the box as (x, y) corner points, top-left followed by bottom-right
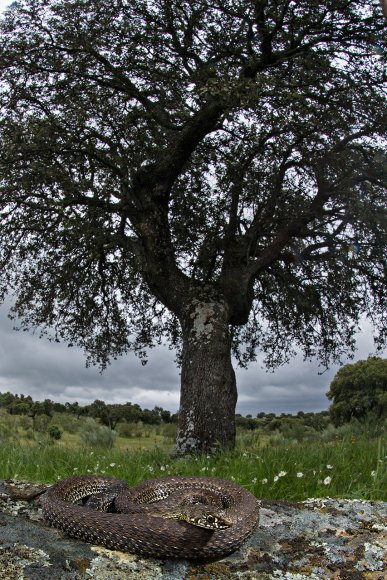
(41, 474), (260, 560)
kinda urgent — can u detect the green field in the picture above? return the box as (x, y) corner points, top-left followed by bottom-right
(0, 410), (385, 501)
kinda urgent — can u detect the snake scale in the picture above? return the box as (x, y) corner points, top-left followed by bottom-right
(41, 474), (260, 560)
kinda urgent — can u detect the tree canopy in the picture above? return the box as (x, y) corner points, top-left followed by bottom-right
(327, 357), (387, 426)
(0, 0), (386, 453)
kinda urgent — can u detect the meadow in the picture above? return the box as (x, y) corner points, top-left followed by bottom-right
(0, 409), (385, 502)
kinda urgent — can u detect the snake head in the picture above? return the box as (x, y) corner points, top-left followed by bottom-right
(165, 510), (232, 530)
(188, 512), (232, 530)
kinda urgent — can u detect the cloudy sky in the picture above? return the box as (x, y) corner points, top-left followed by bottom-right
(0, 1), (383, 416)
(0, 299), (380, 416)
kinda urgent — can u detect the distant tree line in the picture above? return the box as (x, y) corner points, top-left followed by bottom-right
(235, 410), (331, 435)
(0, 393), (176, 429)
(1, 357), (385, 433)
(0, 391), (332, 432)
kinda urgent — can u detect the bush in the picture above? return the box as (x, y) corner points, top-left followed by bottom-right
(32, 414), (51, 433)
(117, 422), (137, 438)
(19, 416), (33, 431)
(57, 414), (82, 434)
(162, 423), (177, 440)
(48, 425), (62, 440)
(79, 422), (117, 448)
(334, 416), (386, 439)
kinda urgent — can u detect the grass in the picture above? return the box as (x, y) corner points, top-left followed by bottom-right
(0, 420), (385, 501)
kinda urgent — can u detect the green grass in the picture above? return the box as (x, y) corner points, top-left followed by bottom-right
(0, 433), (385, 501)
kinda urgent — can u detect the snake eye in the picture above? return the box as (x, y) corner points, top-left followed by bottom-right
(206, 515), (215, 524)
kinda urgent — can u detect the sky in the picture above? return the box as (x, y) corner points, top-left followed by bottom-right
(0, 300), (381, 416)
(0, 1), (384, 417)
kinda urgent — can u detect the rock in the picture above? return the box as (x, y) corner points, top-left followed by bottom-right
(0, 479), (385, 579)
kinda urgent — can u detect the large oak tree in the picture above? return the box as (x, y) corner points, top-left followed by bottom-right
(0, 0), (385, 455)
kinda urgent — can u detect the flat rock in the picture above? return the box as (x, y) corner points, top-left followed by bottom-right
(0, 479), (385, 579)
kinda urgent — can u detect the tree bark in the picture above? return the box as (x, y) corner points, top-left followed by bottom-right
(174, 299), (237, 456)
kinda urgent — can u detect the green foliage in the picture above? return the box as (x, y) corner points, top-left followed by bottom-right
(160, 422), (177, 441)
(334, 417), (387, 440)
(0, 0), (386, 454)
(32, 414), (51, 433)
(0, 392), (176, 431)
(116, 422), (137, 439)
(327, 358), (387, 426)
(47, 425), (62, 440)
(1, 406), (386, 500)
(79, 421), (117, 449)
(236, 411), (331, 442)
(0, 428), (384, 501)
(56, 414), (82, 434)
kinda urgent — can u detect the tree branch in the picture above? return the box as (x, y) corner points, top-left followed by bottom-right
(248, 175), (333, 276)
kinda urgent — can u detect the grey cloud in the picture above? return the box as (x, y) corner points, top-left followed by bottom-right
(0, 304), (180, 409)
(234, 320), (380, 415)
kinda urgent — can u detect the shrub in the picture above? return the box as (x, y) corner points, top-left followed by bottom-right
(32, 414), (51, 433)
(162, 423), (177, 440)
(79, 422), (117, 448)
(117, 422), (136, 438)
(48, 425), (62, 440)
(57, 414), (82, 434)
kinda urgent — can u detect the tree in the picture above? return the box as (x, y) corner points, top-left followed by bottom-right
(0, 392), (17, 409)
(0, 1), (385, 455)
(87, 399), (133, 429)
(121, 401), (143, 424)
(65, 401), (86, 418)
(327, 358), (387, 426)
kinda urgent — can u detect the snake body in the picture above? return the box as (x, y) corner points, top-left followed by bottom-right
(41, 474), (259, 560)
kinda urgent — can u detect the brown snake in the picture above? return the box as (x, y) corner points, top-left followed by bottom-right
(41, 474), (260, 560)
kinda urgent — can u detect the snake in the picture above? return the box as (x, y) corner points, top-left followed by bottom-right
(41, 474), (260, 560)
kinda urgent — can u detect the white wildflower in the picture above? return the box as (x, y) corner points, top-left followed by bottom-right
(274, 475), (279, 482)
(371, 470), (377, 478)
(326, 464), (333, 470)
(261, 478), (268, 484)
(278, 471), (287, 477)
(296, 472), (304, 478)
(323, 476), (332, 486)
(109, 463), (116, 467)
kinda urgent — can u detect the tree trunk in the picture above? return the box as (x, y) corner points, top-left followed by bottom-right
(174, 299), (237, 456)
